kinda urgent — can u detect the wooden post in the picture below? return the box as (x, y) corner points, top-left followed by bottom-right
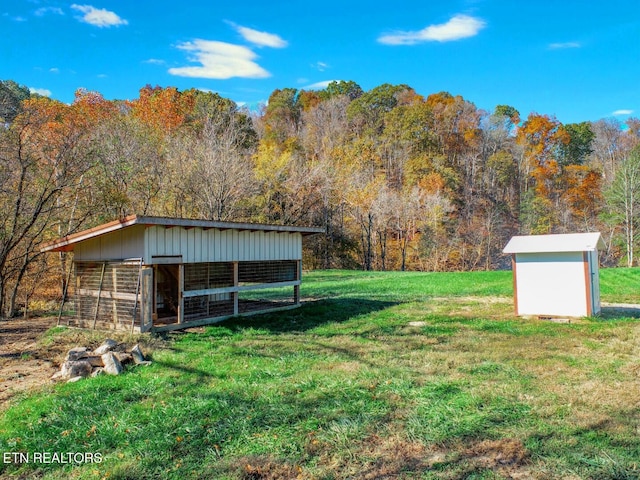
(112, 264), (118, 326)
(178, 264), (184, 324)
(131, 259), (143, 333)
(233, 261), (239, 315)
(92, 263), (106, 329)
(74, 271), (81, 327)
(140, 267), (153, 332)
(294, 260), (301, 305)
(57, 263), (73, 327)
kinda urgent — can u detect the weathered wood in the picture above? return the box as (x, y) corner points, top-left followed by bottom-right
(92, 263), (107, 329)
(182, 280), (300, 298)
(77, 289), (139, 302)
(178, 264), (184, 324)
(131, 259), (143, 333)
(233, 261), (239, 316)
(57, 265), (73, 327)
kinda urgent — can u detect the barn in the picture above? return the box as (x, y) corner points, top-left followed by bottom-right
(502, 232), (605, 317)
(41, 215), (324, 332)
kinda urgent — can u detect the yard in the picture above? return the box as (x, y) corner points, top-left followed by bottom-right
(1, 269), (639, 479)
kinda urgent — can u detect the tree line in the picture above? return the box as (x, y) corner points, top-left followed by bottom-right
(1, 79), (639, 317)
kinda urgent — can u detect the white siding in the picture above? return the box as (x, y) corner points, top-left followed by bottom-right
(144, 226), (302, 264)
(74, 225), (145, 261)
(515, 252), (588, 317)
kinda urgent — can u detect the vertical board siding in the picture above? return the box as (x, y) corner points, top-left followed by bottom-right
(74, 226), (145, 261)
(145, 227), (303, 263)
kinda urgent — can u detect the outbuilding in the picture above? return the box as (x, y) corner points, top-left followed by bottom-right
(502, 232), (605, 317)
(41, 215), (323, 332)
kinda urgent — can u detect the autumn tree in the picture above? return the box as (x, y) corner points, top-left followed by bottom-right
(603, 146), (640, 266)
(299, 95), (355, 268)
(262, 88), (302, 145)
(88, 113), (165, 220)
(589, 118), (626, 183)
(516, 113), (570, 233)
(318, 80), (363, 102)
(173, 105), (258, 221)
(129, 85), (195, 136)
(0, 97), (90, 316)
(347, 83), (412, 136)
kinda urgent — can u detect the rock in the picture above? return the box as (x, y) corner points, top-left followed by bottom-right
(60, 360), (92, 379)
(84, 355), (105, 368)
(101, 352), (124, 375)
(51, 371), (64, 381)
(91, 368), (104, 377)
(130, 344), (146, 364)
(67, 376), (83, 383)
(66, 347), (90, 362)
(94, 339), (119, 355)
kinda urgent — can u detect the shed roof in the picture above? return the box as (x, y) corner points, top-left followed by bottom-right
(41, 215), (325, 253)
(502, 232), (605, 254)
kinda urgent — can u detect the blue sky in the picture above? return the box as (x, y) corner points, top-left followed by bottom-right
(3, 0), (639, 124)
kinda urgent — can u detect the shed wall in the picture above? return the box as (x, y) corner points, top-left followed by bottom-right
(514, 252), (588, 317)
(144, 226), (302, 264)
(73, 225), (145, 261)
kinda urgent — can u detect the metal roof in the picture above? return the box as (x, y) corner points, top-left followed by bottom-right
(502, 232), (605, 254)
(41, 215), (325, 253)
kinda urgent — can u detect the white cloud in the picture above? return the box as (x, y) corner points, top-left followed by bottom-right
(234, 25), (287, 48)
(313, 61), (329, 72)
(169, 40), (270, 79)
(29, 87), (52, 97)
(612, 109), (633, 116)
(35, 7), (64, 16)
(144, 58), (166, 65)
(548, 42), (581, 49)
(303, 80), (336, 90)
(71, 4), (128, 28)
(49, 67), (59, 73)
(378, 14), (485, 45)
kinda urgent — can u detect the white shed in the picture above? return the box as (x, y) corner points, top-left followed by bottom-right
(502, 232), (605, 317)
(41, 215), (323, 332)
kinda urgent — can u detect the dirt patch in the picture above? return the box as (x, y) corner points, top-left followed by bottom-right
(0, 317), (165, 410)
(0, 316), (60, 408)
(463, 438), (532, 478)
(241, 458), (305, 480)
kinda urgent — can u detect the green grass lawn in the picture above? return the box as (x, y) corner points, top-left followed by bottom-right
(1, 268), (639, 479)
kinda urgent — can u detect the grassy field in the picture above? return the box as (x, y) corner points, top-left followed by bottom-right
(1, 268), (639, 479)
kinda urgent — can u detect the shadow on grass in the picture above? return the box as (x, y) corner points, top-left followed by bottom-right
(599, 305), (640, 320)
(210, 297), (400, 334)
